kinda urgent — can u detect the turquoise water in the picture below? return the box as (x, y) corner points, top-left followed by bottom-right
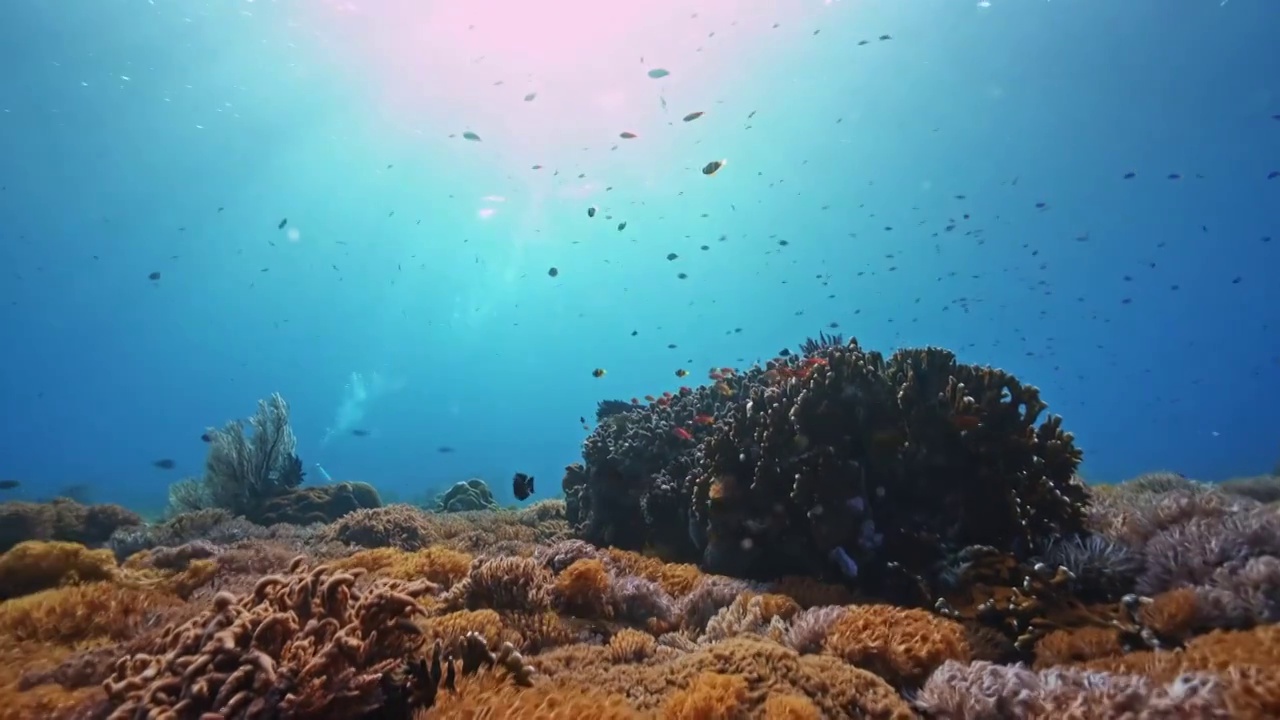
(0, 0), (1276, 512)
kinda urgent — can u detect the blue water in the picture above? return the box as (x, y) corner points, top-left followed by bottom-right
(1, 0), (1277, 514)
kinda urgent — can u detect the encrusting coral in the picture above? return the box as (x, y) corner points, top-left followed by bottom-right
(3, 338), (1279, 719)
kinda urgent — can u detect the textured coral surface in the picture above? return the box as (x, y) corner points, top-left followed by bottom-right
(0, 473), (1277, 720)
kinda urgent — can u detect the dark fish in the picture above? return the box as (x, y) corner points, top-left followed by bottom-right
(278, 218), (288, 229)
(512, 472), (535, 501)
(152, 458), (177, 470)
(0, 479), (20, 490)
(647, 68), (670, 79)
(350, 429), (371, 437)
(148, 271), (161, 280)
(200, 432), (213, 442)
(548, 267), (559, 277)
(778, 348), (792, 357)
(437, 446), (456, 453)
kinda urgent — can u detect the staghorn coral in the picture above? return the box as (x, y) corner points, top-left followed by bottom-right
(102, 556), (439, 719)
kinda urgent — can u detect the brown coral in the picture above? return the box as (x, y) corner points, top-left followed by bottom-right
(0, 498), (142, 554)
(663, 671), (749, 720)
(553, 558), (613, 619)
(0, 583), (184, 645)
(0, 541), (118, 600)
(102, 557), (438, 718)
(823, 604), (971, 687)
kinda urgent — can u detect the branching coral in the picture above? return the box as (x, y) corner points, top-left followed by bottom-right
(102, 556), (438, 718)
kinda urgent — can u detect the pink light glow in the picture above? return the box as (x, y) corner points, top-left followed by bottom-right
(307, 0), (823, 156)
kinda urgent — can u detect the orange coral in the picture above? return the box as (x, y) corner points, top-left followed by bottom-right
(761, 693), (823, 720)
(444, 556), (553, 612)
(663, 671), (749, 720)
(419, 609), (513, 653)
(607, 628), (657, 663)
(606, 548), (703, 596)
(1034, 626), (1123, 668)
(418, 670), (642, 719)
(553, 558), (612, 619)
(334, 546), (474, 588)
(0, 582), (184, 645)
(824, 604), (971, 687)
(1140, 587), (1201, 639)
(0, 541), (118, 600)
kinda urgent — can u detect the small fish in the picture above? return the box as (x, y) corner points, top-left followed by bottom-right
(672, 427), (694, 441)
(152, 458), (176, 470)
(619, 131), (638, 139)
(200, 432), (213, 443)
(0, 480), (20, 490)
(148, 271), (161, 281)
(644, 394), (657, 402)
(587, 206), (597, 218)
(701, 159), (727, 176)
(617, 221), (627, 231)
(592, 368), (607, 378)
(462, 131), (482, 141)
(682, 111), (704, 122)
(512, 472), (535, 501)
(350, 429), (371, 437)
(693, 414), (714, 426)
(778, 348), (792, 357)
(278, 218), (288, 229)
(647, 68), (670, 79)
(548, 267), (559, 277)
(666, 252), (679, 261)
(675, 368), (688, 377)
(523, 92), (537, 102)
(437, 446), (456, 454)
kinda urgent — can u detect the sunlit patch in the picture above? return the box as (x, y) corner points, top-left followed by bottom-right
(482, 195), (507, 202)
(477, 207), (497, 219)
(286, 227), (301, 242)
(556, 182), (599, 200)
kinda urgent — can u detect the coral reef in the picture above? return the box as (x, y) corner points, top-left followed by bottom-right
(569, 338), (1087, 591)
(435, 478), (499, 513)
(0, 497), (142, 554)
(1, 345), (1277, 718)
(0, 481), (1274, 719)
